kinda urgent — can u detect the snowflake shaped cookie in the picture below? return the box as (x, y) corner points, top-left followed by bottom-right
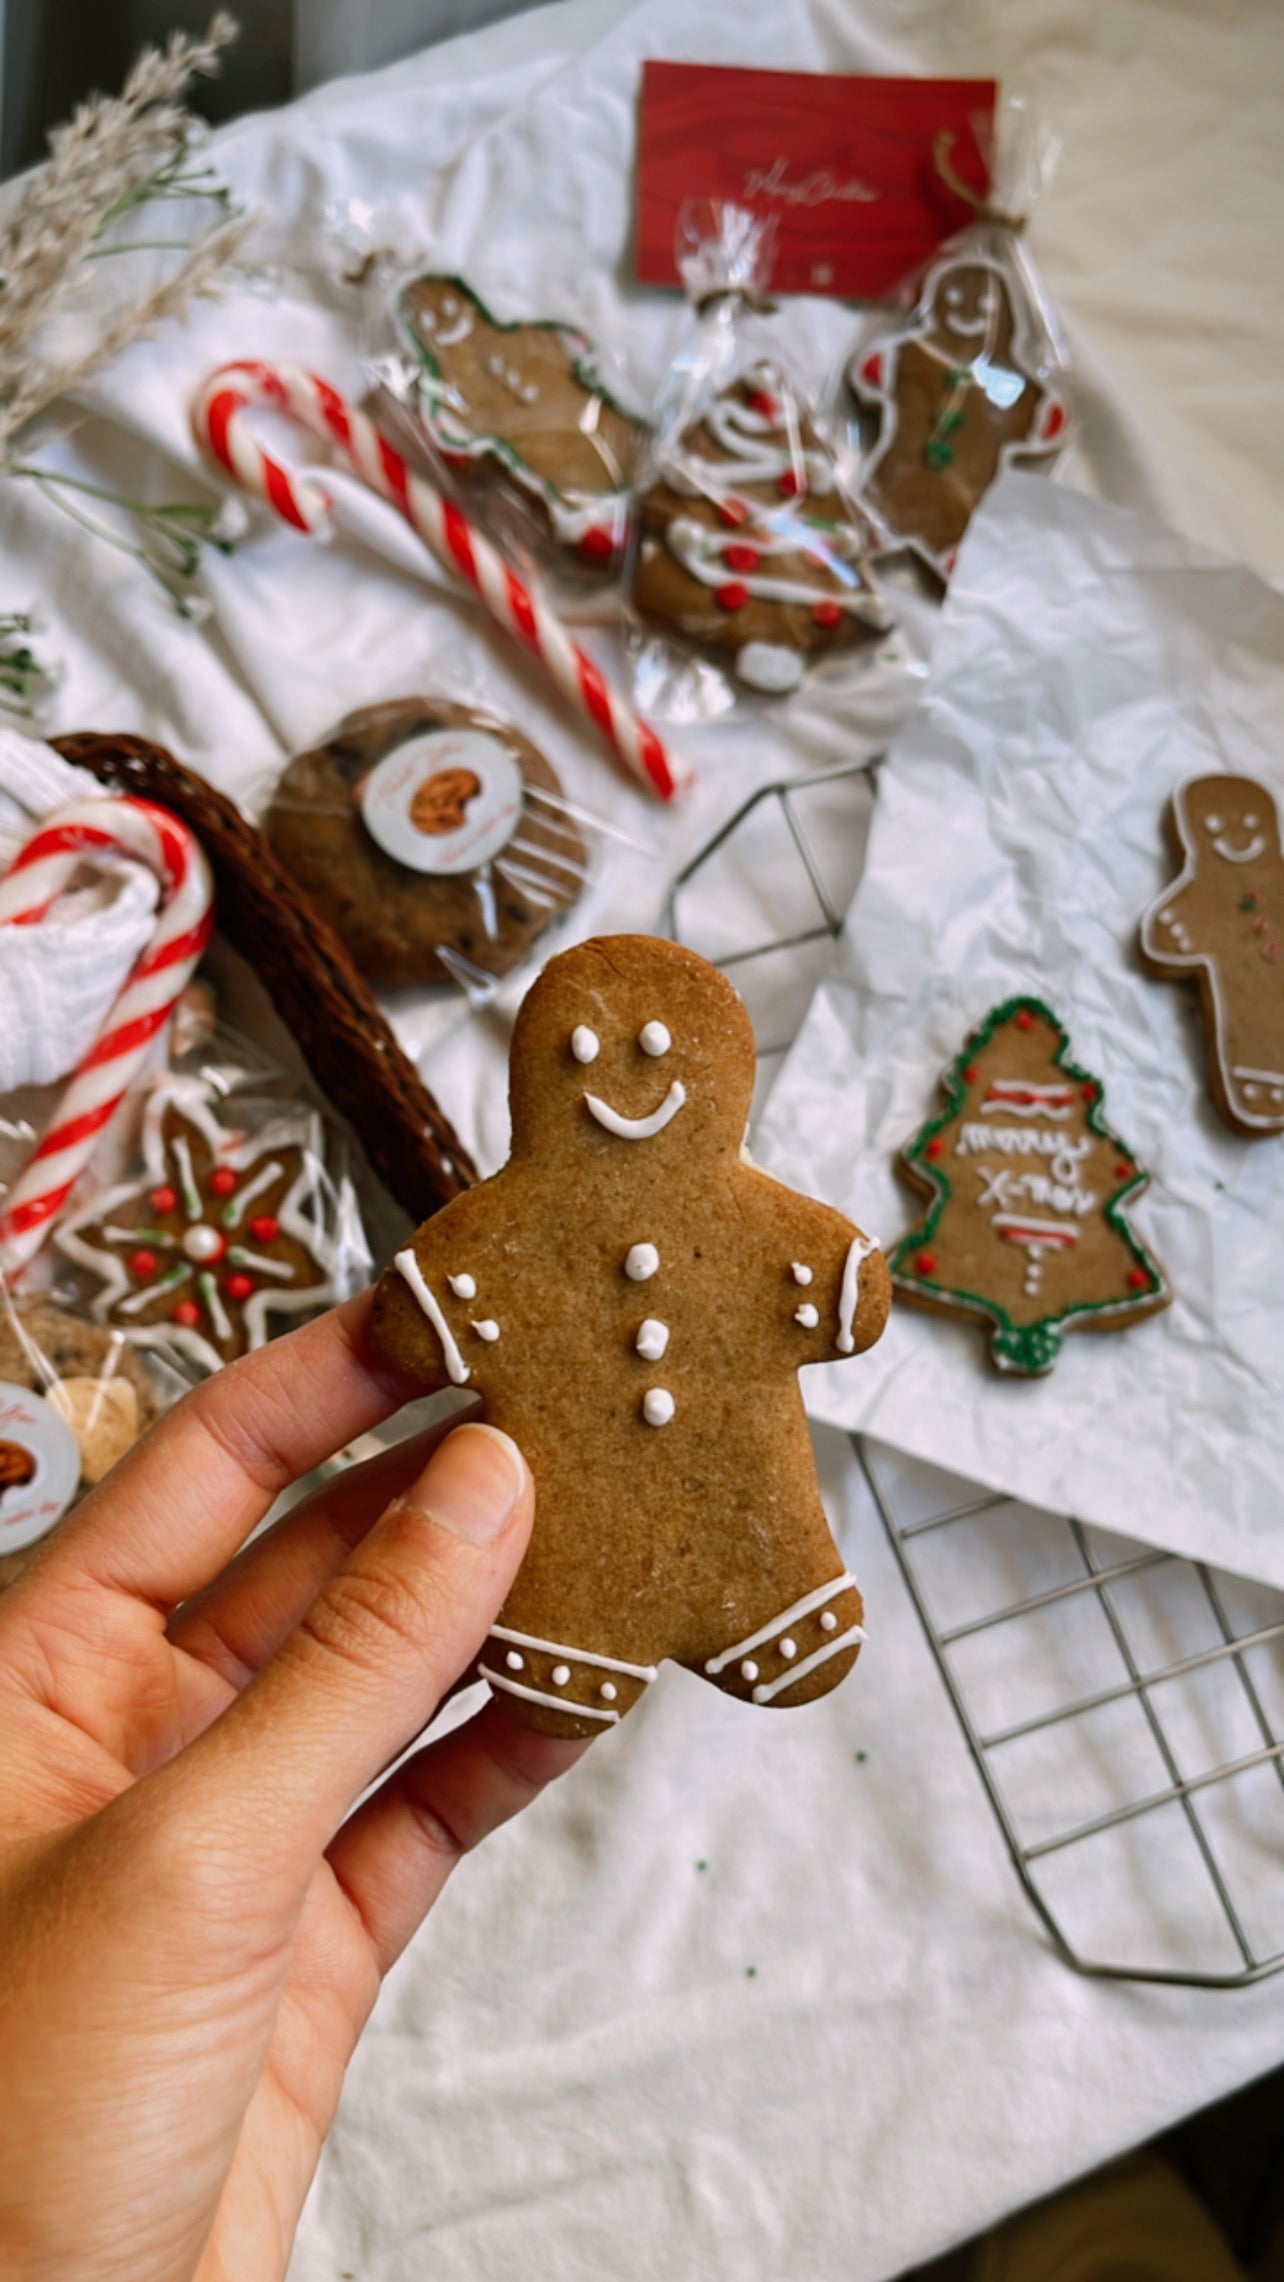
(57, 1075), (352, 1374)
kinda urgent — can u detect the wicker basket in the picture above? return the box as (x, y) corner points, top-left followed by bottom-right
(54, 731), (479, 1220)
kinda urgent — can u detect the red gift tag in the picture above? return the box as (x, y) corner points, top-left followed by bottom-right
(636, 61), (996, 300)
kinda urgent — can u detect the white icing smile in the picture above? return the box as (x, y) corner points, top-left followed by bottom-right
(584, 1081), (686, 1140)
(1210, 829), (1267, 863)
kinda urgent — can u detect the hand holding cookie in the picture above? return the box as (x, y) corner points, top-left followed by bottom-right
(372, 935), (891, 1736)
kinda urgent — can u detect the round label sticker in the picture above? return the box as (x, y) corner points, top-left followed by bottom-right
(360, 729), (524, 876)
(0, 1380), (81, 1553)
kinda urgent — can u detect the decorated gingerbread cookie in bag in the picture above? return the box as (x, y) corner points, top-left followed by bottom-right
(848, 112), (1073, 582)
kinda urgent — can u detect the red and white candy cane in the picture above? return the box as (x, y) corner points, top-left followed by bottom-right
(192, 360), (686, 805)
(0, 798), (214, 1277)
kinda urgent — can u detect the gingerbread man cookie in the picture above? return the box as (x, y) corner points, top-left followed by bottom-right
(266, 698), (585, 990)
(891, 997), (1168, 1376)
(1140, 773), (1284, 1135)
(398, 274), (646, 568)
(57, 1074), (351, 1374)
(630, 360), (890, 695)
(850, 255), (1069, 580)
(371, 935), (890, 1738)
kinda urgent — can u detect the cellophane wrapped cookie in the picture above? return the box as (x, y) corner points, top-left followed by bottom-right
(846, 100), (1073, 584)
(629, 201), (891, 715)
(368, 267), (648, 595)
(0, 1279), (187, 1587)
(52, 1026), (372, 1379)
(264, 694), (611, 1000)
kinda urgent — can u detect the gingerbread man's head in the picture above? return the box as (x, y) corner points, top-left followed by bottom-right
(927, 260), (1016, 362)
(1179, 775), (1281, 872)
(508, 936), (756, 1173)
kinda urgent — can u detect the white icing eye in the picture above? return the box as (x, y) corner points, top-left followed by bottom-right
(946, 286), (963, 307)
(639, 1021), (671, 1057)
(1204, 815), (1222, 832)
(571, 1026), (600, 1064)
(1244, 813), (1259, 827)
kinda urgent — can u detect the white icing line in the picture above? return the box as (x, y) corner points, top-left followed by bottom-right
(117, 1263), (190, 1315)
(705, 1573), (858, 1675)
(489, 1624), (658, 1681)
(480, 1666), (620, 1724)
(752, 1623), (866, 1704)
(584, 1081), (685, 1139)
(394, 1248), (470, 1385)
(991, 1212), (1081, 1242)
(227, 1246), (294, 1279)
(199, 1272), (233, 1346)
(172, 1135), (201, 1219)
(1211, 832), (1266, 862)
(223, 1160), (282, 1228)
(836, 1233), (878, 1353)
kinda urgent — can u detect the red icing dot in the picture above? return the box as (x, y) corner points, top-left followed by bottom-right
(717, 497), (751, 527)
(578, 525), (615, 563)
(1082, 1082), (1099, 1101)
(248, 1214), (279, 1244)
(812, 598), (842, 629)
(716, 580), (750, 612)
(150, 1185), (177, 1214)
(224, 1272), (255, 1303)
(1015, 1010), (1035, 1030)
(723, 543), (761, 573)
(1115, 1162), (1133, 1180)
(209, 1167), (237, 1197)
(925, 1138), (944, 1160)
(129, 1249), (157, 1278)
(1127, 1268), (1150, 1290)
(777, 469), (803, 499)
(1042, 401), (1067, 441)
(859, 350), (884, 390)
(916, 1253), (937, 1276)
(961, 1065), (977, 1084)
(172, 1299), (201, 1327)
(748, 389), (779, 421)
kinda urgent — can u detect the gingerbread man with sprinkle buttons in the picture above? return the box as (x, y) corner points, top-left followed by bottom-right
(372, 935), (890, 1739)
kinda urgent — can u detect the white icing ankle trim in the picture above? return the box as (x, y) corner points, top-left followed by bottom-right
(394, 1248), (469, 1385)
(705, 1573), (858, 1675)
(489, 1624), (658, 1682)
(585, 1080), (685, 1139)
(480, 1665), (620, 1724)
(752, 1623), (865, 1704)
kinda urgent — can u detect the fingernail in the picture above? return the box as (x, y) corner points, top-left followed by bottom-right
(418, 1423), (526, 1546)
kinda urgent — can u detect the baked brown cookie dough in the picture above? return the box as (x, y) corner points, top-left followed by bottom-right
(0, 1302), (159, 1589)
(371, 934), (891, 1739)
(398, 275), (646, 567)
(1140, 774), (1284, 1136)
(849, 254), (1070, 581)
(265, 698), (586, 989)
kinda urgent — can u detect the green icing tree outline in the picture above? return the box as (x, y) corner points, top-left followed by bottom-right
(890, 994), (1169, 1376)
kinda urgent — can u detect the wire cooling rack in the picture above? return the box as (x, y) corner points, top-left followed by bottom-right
(667, 768), (1284, 1987)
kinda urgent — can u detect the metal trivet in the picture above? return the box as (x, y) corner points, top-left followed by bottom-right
(859, 1439), (1284, 1987)
(666, 775), (1284, 1988)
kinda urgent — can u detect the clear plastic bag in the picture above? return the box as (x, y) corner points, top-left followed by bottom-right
(263, 693), (619, 1002)
(51, 1022), (371, 1380)
(844, 97), (1074, 585)
(365, 267), (649, 600)
(627, 200), (894, 719)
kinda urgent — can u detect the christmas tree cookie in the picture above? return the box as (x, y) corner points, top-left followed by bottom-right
(890, 997), (1168, 1376)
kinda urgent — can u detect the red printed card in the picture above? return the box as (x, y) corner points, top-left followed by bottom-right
(635, 62), (996, 300)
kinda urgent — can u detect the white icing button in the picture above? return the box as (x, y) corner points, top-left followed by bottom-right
(448, 1273), (476, 1298)
(791, 1263), (813, 1285)
(471, 1319), (500, 1342)
(636, 1317), (669, 1360)
(182, 1224), (225, 1263)
(626, 1243), (660, 1281)
(779, 1637), (798, 1660)
(736, 639), (805, 693)
(794, 1304), (819, 1329)
(571, 1025), (600, 1064)
(551, 1664), (571, 1686)
(639, 1021), (671, 1057)
(741, 1660), (759, 1682)
(820, 1610), (838, 1632)
(643, 1388), (675, 1427)
(505, 1650), (524, 1670)
(599, 1681), (618, 1702)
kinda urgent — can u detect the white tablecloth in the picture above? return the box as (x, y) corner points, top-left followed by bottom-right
(3, 0), (1283, 2274)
